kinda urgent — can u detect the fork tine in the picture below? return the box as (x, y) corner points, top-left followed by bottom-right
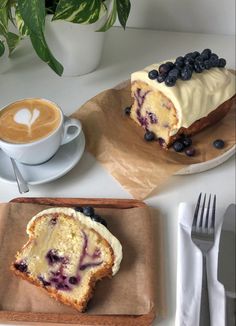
(205, 194), (211, 229)
(210, 195), (216, 229)
(192, 193), (202, 228)
(199, 193), (206, 228)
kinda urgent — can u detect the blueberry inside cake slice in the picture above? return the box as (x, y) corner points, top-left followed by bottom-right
(11, 207), (122, 312)
(130, 49), (235, 148)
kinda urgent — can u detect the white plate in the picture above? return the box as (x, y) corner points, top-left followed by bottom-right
(115, 79), (236, 175)
(0, 131), (85, 185)
(176, 144), (236, 175)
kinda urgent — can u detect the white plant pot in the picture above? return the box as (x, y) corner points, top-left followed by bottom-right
(0, 44), (8, 73)
(45, 15), (107, 76)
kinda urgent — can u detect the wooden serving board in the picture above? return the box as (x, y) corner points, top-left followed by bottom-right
(0, 197), (156, 326)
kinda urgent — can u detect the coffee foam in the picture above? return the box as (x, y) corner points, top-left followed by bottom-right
(0, 99), (61, 144)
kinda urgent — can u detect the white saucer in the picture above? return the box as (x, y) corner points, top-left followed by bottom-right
(0, 131), (85, 185)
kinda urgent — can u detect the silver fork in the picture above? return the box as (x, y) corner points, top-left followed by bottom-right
(191, 193), (216, 326)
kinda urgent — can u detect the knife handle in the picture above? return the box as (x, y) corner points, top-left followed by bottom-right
(199, 255), (211, 326)
(225, 296), (236, 326)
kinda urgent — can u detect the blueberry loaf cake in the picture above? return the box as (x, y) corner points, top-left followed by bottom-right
(11, 207), (122, 312)
(130, 49), (235, 147)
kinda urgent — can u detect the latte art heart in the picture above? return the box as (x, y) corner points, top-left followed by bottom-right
(14, 108), (40, 127)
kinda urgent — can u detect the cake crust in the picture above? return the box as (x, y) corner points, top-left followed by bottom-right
(168, 94), (236, 146)
(11, 210), (120, 312)
(12, 259), (112, 312)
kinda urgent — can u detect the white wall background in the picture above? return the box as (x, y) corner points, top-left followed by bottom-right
(116, 0), (235, 35)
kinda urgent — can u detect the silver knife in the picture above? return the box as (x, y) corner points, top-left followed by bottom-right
(218, 204), (236, 326)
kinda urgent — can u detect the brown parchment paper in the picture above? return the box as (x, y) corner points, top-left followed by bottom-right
(0, 202), (157, 316)
(72, 81), (236, 199)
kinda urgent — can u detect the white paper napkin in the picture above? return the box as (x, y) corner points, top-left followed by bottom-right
(175, 202), (225, 326)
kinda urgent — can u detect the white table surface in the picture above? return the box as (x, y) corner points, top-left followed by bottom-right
(0, 27), (235, 326)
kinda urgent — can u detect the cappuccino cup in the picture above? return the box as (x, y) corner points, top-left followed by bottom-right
(0, 98), (82, 165)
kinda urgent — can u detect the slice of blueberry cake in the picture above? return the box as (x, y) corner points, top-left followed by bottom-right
(11, 207), (122, 312)
(130, 49), (235, 148)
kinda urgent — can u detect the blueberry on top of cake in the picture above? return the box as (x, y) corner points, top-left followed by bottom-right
(130, 50), (235, 148)
(11, 207), (122, 312)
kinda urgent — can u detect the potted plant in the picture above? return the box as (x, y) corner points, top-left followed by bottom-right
(0, 0), (131, 76)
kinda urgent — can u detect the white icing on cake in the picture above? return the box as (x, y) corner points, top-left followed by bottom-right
(131, 61), (235, 136)
(14, 108), (40, 127)
(27, 207), (123, 276)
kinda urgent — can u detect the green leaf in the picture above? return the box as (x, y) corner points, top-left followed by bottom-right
(6, 31), (20, 55)
(0, 0), (8, 9)
(17, 0), (45, 35)
(0, 38), (5, 56)
(53, 0), (105, 24)
(116, 0), (130, 29)
(15, 6), (29, 36)
(97, 0), (117, 32)
(18, 0), (63, 76)
(30, 31), (63, 76)
(0, 7), (8, 36)
(7, 2), (16, 26)
(0, 7), (20, 55)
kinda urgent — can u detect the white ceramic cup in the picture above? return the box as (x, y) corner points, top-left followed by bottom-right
(0, 98), (82, 165)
